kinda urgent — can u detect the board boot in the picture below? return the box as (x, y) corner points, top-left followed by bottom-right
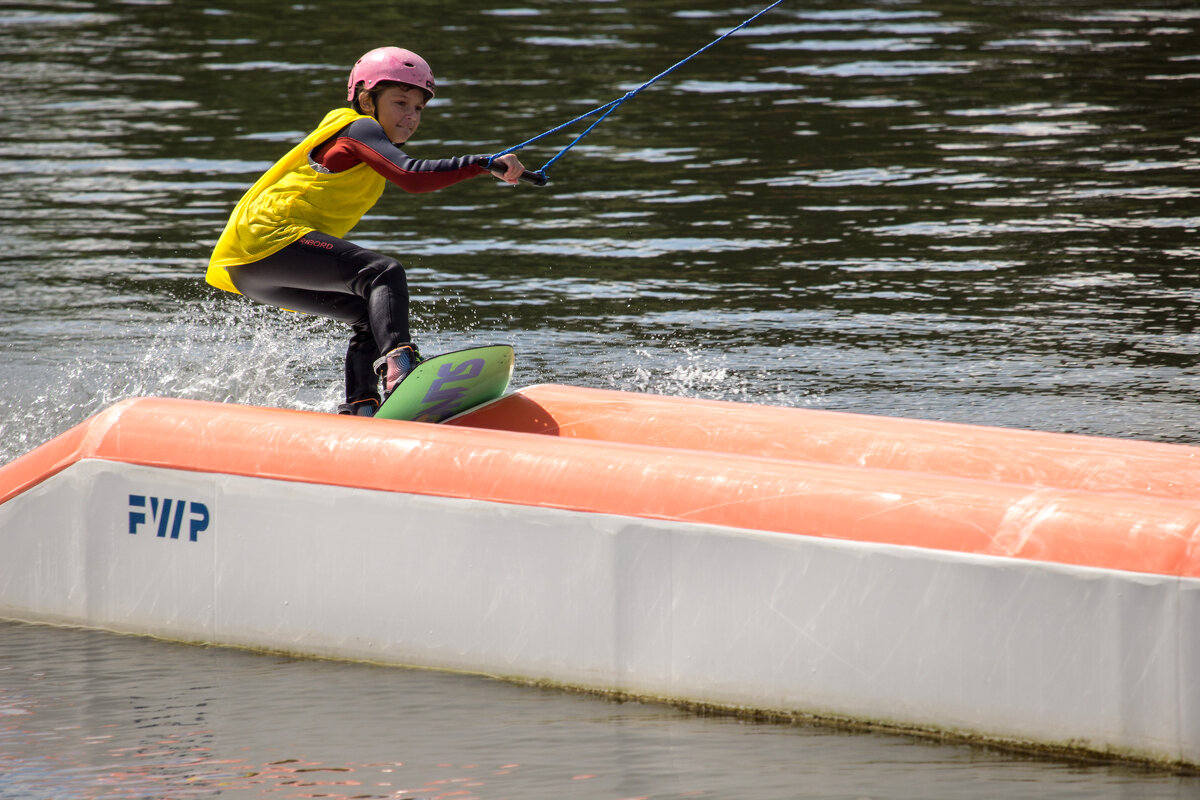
(374, 344), (423, 400)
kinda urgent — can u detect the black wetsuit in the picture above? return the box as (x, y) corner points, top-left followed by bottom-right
(225, 116), (487, 406)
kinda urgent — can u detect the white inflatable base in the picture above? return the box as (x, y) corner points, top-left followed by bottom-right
(1, 458), (1196, 768)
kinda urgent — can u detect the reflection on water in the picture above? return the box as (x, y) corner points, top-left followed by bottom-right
(2, 621), (1198, 800)
(1, 0), (1199, 795)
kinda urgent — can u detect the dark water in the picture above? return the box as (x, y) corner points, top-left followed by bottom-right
(1, 0), (1199, 796)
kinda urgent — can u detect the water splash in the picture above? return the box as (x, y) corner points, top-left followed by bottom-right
(0, 296), (343, 465)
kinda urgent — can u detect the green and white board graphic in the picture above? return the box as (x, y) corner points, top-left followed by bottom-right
(375, 345), (514, 423)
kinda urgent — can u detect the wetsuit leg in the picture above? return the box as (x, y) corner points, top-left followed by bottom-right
(225, 233), (412, 404)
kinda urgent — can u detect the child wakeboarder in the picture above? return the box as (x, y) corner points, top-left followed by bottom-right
(207, 46), (526, 416)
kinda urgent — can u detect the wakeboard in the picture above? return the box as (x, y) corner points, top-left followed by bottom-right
(374, 344), (514, 423)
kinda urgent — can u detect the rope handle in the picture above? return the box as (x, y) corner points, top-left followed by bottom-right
(485, 160), (549, 186)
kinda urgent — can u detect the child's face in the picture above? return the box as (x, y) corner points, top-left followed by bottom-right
(367, 85), (426, 144)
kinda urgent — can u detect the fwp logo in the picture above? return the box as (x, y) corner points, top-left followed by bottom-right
(128, 495), (210, 542)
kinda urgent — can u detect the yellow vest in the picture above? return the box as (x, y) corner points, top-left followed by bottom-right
(206, 108), (387, 293)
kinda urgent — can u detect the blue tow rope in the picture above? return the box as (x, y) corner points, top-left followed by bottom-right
(486, 0), (786, 185)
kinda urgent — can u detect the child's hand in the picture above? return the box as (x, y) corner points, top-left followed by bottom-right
(489, 154), (526, 184)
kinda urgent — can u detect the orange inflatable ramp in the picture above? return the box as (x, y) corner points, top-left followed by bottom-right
(2, 390), (1199, 768)
(452, 383), (1200, 501)
(2, 390), (1197, 578)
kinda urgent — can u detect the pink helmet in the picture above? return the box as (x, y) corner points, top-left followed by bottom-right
(346, 47), (436, 103)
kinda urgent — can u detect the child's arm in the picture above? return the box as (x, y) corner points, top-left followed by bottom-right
(314, 119), (498, 193)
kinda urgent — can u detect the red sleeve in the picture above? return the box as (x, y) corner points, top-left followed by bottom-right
(312, 118), (488, 193)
